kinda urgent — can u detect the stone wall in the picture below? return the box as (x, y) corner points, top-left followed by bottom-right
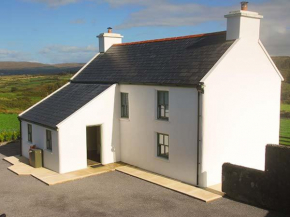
(222, 144), (290, 213)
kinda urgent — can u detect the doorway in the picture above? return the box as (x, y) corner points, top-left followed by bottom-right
(86, 125), (101, 166)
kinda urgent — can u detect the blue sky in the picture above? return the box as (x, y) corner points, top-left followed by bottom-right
(0, 0), (289, 64)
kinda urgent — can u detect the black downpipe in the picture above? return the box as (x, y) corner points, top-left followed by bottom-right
(196, 82), (204, 186)
(19, 118), (22, 156)
(196, 92), (200, 186)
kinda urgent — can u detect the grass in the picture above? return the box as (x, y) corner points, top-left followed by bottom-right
(0, 113), (19, 133)
(0, 113), (20, 142)
(0, 73), (72, 142)
(280, 118), (290, 145)
(0, 73), (72, 114)
(280, 118), (290, 137)
(281, 103), (290, 112)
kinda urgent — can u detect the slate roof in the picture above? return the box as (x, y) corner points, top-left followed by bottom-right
(72, 31), (235, 86)
(20, 31), (235, 128)
(19, 83), (111, 129)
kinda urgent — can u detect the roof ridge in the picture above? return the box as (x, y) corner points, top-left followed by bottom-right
(114, 31), (226, 46)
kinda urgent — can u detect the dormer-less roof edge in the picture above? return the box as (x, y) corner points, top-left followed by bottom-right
(18, 117), (58, 131)
(114, 31), (226, 46)
(70, 80), (199, 88)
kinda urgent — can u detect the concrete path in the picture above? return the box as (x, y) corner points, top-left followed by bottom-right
(116, 165), (221, 202)
(4, 155), (126, 185)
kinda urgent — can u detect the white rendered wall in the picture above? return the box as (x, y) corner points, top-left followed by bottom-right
(57, 84), (120, 174)
(200, 39), (282, 187)
(119, 85), (198, 185)
(21, 121), (59, 172)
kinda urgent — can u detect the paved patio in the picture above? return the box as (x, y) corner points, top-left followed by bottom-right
(4, 155), (125, 185)
(116, 165), (221, 202)
(0, 141), (288, 217)
(4, 154), (222, 201)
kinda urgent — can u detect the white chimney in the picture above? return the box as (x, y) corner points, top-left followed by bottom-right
(224, 2), (263, 40)
(97, 27), (123, 53)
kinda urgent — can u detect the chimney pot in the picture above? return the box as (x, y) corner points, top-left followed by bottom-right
(107, 27), (112, 33)
(241, 1), (248, 11)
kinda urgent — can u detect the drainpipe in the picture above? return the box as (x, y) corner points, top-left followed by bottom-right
(18, 118), (22, 156)
(196, 82), (204, 186)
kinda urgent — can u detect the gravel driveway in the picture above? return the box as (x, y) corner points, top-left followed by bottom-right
(0, 141), (287, 217)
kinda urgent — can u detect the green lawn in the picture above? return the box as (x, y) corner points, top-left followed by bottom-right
(0, 113), (19, 133)
(281, 103), (290, 112)
(280, 118), (290, 137)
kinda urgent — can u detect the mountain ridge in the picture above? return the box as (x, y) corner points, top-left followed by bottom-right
(0, 62), (84, 76)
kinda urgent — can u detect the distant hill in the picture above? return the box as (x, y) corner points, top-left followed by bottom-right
(272, 56), (290, 105)
(0, 62), (84, 76)
(272, 56), (290, 83)
(1, 57), (290, 79)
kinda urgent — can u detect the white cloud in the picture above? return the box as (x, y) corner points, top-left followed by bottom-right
(251, 0), (290, 56)
(17, 0), (290, 56)
(70, 19), (86, 24)
(39, 45), (98, 63)
(25, 0), (79, 7)
(0, 49), (32, 61)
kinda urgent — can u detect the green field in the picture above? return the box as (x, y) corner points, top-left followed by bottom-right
(280, 118), (290, 137)
(0, 73), (72, 142)
(0, 73), (72, 114)
(0, 113), (19, 133)
(281, 103), (290, 112)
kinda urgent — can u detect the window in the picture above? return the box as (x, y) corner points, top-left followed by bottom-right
(28, 124), (32, 142)
(157, 133), (169, 159)
(157, 91), (169, 120)
(121, 92), (129, 118)
(46, 130), (52, 151)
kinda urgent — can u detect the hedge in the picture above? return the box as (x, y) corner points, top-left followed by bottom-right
(0, 130), (20, 143)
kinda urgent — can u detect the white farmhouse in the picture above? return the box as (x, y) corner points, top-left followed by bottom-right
(19, 3), (283, 188)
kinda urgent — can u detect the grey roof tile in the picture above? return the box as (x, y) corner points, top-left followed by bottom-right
(20, 83), (111, 128)
(72, 31), (234, 86)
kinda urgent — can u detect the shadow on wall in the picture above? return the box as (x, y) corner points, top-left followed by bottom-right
(199, 171), (207, 187)
(222, 144), (290, 214)
(0, 141), (20, 157)
(110, 85), (121, 162)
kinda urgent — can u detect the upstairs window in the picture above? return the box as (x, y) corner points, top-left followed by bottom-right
(46, 130), (52, 151)
(28, 124), (32, 143)
(157, 133), (169, 159)
(157, 91), (169, 120)
(121, 92), (129, 118)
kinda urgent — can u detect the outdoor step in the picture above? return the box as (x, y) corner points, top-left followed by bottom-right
(116, 165), (222, 202)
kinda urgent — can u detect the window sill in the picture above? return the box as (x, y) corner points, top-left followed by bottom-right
(156, 156), (170, 162)
(44, 149), (53, 154)
(155, 119), (171, 124)
(120, 118), (130, 122)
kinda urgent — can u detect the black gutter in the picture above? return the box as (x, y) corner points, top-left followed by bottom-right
(196, 82), (204, 186)
(18, 117), (58, 131)
(71, 80), (199, 88)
